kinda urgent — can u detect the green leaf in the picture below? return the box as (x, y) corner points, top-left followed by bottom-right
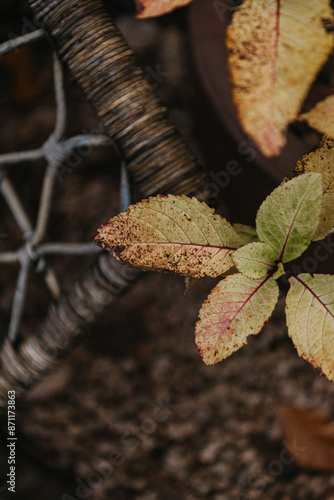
(293, 136), (334, 241)
(286, 273), (334, 381)
(93, 195), (244, 278)
(195, 274), (279, 365)
(233, 223), (259, 244)
(233, 242), (276, 279)
(256, 173), (322, 263)
(272, 262), (285, 280)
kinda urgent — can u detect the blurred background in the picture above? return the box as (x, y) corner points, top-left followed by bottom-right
(1, 1), (334, 498)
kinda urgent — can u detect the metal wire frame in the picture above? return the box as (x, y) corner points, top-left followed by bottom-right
(0, 29), (115, 344)
(0, 0), (209, 406)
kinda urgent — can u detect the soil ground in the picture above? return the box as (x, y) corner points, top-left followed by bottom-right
(1, 2), (334, 499)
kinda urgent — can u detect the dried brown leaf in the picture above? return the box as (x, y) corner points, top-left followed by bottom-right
(300, 95), (334, 139)
(135, 0), (192, 18)
(278, 405), (334, 471)
(227, 0), (334, 157)
(294, 136), (334, 240)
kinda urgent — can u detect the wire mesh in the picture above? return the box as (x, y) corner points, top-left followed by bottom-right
(0, 29), (116, 344)
(0, 0), (211, 405)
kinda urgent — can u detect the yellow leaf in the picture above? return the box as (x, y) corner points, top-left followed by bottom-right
(286, 273), (334, 381)
(195, 274), (279, 365)
(135, 0), (192, 18)
(227, 0), (334, 157)
(300, 95), (334, 139)
(294, 136), (334, 240)
(93, 195), (244, 278)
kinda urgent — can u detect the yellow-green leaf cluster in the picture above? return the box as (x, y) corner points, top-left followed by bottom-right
(94, 167), (334, 379)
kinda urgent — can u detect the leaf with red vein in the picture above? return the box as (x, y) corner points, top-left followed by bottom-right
(286, 273), (334, 381)
(93, 195), (244, 278)
(227, 0), (334, 157)
(135, 0), (192, 18)
(195, 274), (279, 365)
